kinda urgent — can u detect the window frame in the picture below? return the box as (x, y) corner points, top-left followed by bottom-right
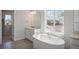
(45, 10), (64, 37)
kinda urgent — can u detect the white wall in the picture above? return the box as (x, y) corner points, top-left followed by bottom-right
(34, 11), (41, 28)
(0, 10), (2, 44)
(14, 10), (41, 41)
(14, 10), (27, 41)
(25, 10), (41, 28)
(40, 10), (47, 33)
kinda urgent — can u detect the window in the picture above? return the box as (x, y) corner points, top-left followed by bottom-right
(5, 15), (12, 25)
(46, 10), (64, 35)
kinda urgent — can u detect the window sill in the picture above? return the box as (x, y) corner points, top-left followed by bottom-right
(45, 29), (64, 38)
(52, 32), (64, 37)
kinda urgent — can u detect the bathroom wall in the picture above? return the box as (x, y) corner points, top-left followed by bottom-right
(0, 10), (2, 44)
(14, 10), (27, 41)
(34, 11), (41, 28)
(14, 10), (41, 41)
(64, 10), (79, 35)
(64, 10), (74, 48)
(40, 10), (47, 33)
(25, 10), (41, 28)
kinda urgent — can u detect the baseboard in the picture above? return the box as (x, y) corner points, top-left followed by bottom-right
(14, 37), (25, 41)
(25, 38), (33, 42)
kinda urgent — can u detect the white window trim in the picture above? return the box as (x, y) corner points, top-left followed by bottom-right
(44, 10), (64, 37)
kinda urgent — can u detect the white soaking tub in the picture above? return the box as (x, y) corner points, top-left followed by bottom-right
(33, 33), (65, 49)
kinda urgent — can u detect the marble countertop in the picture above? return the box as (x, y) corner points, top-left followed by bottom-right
(70, 32), (79, 40)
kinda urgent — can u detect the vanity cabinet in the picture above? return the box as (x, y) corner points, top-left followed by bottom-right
(25, 27), (35, 41)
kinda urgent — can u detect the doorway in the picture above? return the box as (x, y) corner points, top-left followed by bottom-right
(2, 10), (14, 43)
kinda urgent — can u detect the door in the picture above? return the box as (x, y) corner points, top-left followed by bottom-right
(2, 10), (14, 42)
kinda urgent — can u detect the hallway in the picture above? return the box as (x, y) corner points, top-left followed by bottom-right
(2, 24), (12, 42)
(2, 10), (14, 43)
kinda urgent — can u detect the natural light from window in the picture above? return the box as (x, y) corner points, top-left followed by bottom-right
(46, 10), (64, 35)
(5, 15), (12, 25)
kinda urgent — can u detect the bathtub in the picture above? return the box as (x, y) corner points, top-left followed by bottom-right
(33, 33), (65, 49)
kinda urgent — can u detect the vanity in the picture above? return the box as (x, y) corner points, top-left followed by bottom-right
(25, 27), (35, 41)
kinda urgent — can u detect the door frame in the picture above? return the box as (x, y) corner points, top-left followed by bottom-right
(2, 10), (14, 43)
